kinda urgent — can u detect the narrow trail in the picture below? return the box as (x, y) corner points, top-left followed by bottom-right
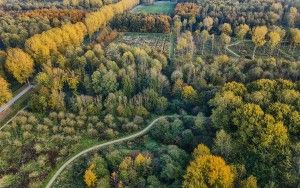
(0, 84), (33, 113)
(45, 115), (182, 188)
(0, 106), (27, 131)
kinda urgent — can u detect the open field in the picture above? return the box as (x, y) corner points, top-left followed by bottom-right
(114, 32), (172, 56)
(131, 1), (176, 15)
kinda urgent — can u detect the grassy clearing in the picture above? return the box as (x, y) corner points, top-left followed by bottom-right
(114, 32), (172, 56)
(131, 1), (176, 15)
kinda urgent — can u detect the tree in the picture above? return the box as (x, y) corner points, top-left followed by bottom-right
(290, 28), (300, 49)
(251, 26), (268, 59)
(183, 154), (235, 188)
(236, 24), (250, 41)
(220, 33), (231, 50)
(174, 17), (182, 36)
(5, 48), (34, 83)
(188, 16), (196, 31)
(287, 7), (298, 27)
(268, 31), (281, 53)
(220, 23), (232, 35)
(182, 85), (197, 102)
(92, 70), (118, 96)
(0, 76), (12, 105)
(84, 164), (97, 187)
(213, 129), (233, 158)
(192, 144), (211, 158)
(203, 16), (213, 31)
(200, 30), (209, 55)
(241, 176), (258, 188)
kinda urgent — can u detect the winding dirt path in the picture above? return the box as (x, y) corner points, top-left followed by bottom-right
(45, 115), (181, 188)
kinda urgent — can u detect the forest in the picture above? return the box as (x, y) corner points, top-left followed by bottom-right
(0, 0), (299, 187)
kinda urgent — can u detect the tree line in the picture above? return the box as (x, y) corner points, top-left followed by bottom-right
(0, 0), (140, 106)
(110, 13), (171, 33)
(175, 0), (299, 28)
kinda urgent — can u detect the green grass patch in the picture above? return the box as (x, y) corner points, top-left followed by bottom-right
(131, 1), (176, 15)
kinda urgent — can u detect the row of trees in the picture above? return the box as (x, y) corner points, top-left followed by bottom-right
(110, 13), (171, 33)
(175, 1), (299, 28)
(1, 0), (114, 11)
(0, 15), (64, 49)
(84, 0), (140, 35)
(25, 22), (87, 64)
(175, 24), (300, 60)
(23, 0), (139, 64)
(14, 8), (86, 22)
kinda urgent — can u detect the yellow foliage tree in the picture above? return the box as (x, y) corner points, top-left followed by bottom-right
(268, 31), (281, 50)
(290, 28), (300, 48)
(0, 76), (12, 106)
(25, 22), (87, 63)
(5, 48), (34, 84)
(252, 26), (268, 59)
(236, 24), (250, 41)
(183, 154), (235, 188)
(192, 144), (211, 158)
(84, 164), (97, 187)
(134, 153), (151, 168)
(182, 85), (197, 102)
(220, 23), (232, 35)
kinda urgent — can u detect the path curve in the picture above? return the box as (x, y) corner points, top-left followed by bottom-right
(46, 115), (179, 188)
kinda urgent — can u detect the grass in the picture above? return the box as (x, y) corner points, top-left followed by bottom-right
(114, 32), (172, 56)
(131, 1), (176, 15)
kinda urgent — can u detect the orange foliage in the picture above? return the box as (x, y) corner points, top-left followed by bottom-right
(175, 3), (200, 17)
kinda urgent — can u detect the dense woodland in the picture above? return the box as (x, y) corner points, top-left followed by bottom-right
(0, 0), (300, 187)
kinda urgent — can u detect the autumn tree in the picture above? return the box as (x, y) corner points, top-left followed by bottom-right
(267, 31), (281, 53)
(182, 85), (197, 102)
(287, 7), (298, 27)
(0, 76), (12, 105)
(251, 26), (268, 59)
(203, 16), (214, 31)
(84, 164), (97, 187)
(200, 30), (209, 55)
(220, 33), (231, 50)
(174, 16), (182, 36)
(290, 28), (300, 50)
(220, 23), (232, 35)
(236, 24), (250, 41)
(5, 48), (34, 83)
(183, 147), (235, 188)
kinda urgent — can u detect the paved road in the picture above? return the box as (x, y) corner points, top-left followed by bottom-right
(45, 115), (179, 188)
(0, 84), (33, 113)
